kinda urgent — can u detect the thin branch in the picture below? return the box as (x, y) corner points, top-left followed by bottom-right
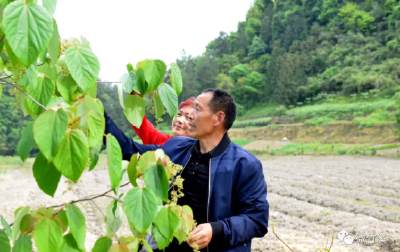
(271, 223), (296, 252)
(0, 80), (47, 111)
(104, 195), (124, 204)
(0, 75), (12, 79)
(46, 182), (130, 209)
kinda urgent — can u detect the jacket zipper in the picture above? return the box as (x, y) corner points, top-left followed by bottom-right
(206, 159), (211, 252)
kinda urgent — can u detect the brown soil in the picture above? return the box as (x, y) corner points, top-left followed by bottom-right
(0, 155), (399, 251)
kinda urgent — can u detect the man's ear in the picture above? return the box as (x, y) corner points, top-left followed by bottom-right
(214, 111), (225, 127)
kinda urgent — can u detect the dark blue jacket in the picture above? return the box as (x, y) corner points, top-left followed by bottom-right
(105, 117), (269, 252)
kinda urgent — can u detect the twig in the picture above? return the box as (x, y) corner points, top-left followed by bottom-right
(271, 223), (296, 252)
(47, 182), (130, 208)
(104, 194), (124, 204)
(0, 75), (12, 79)
(0, 80), (47, 111)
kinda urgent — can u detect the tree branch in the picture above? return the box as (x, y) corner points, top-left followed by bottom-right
(0, 80), (47, 111)
(46, 182), (130, 208)
(5, 182), (131, 229)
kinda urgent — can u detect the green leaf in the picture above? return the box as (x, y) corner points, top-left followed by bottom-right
(34, 217), (63, 252)
(19, 214), (36, 234)
(38, 63), (57, 83)
(124, 188), (158, 233)
(119, 73), (136, 94)
(170, 63), (183, 96)
(11, 206), (29, 243)
(127, 154), (138, 187)
(152, 224), (170, 250)
(142, 240), (154, 252)
(4, 39), (20, 67)
(144, 60), (166, 93)
(33, 153), (61, 197)
(33, 109), (68, 161)
(135, 68), (148, 94)
(144, 164), (169, 201)
(123, 95), (145, 128)
(53, 129), (89, 182)
(173, 219), (188, 244)
(155, 207), (180, 241)
(12, 234), (31, 252)
(87, 110), (105, 148)
(27, 75), (55, 115)
(157, 83), (178, 117)
(92, 236), (112, 252)
(127, 63), (134, 73)
(66, 204), (86, 250)
(58, 233), (81, 252)
(138, 151), (156, 174)
(56, 210), (69, 231)
(105, 201), (123, 238)
(74, 95), (103, 132)
(89, 147), (99, 171)
(65, 47), (100, 92)
(3, 2), (53, 67)
(0, 0), (13, 9)
(17, 121), (36, 162)
(27, 64), (37, 89)
(56, 75), (78, 103)
(106, 134), (122, 190)
(0, 84), (2, 100)
(87, 81), (97, 98)
(152, 93), (164, 119)
(0, 229), (10, 252)
(109, 244), (130, 252)
(48, 19), (60, 66)
(43, 0), (57, 16)
(1, 216), (12, 237)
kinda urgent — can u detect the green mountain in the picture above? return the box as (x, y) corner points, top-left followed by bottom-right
(176, 0), (400, 110)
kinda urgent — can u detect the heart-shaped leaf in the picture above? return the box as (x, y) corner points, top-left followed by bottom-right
(158, 83), (178, 117)
(144, 164), (169, 201)
(106, 134), (122, 190)
(124, 187), (158, 233)
(3, 2), (53, 66)
(34, 217), (63, 252)
(123, 95), (145, 128)
(170, 63), (183, 96)
(144, 60), (166, 93)
(53, 129), (89, 182)
(17, 121), (37, 162)
(66, 204), (86, 250)
(33, 153), (61, 197)
(65, 47), (100, 92)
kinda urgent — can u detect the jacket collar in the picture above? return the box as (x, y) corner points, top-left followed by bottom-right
(190, 132), (231, 158)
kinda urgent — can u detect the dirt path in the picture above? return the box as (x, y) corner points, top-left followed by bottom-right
(0, 156), (399, 251)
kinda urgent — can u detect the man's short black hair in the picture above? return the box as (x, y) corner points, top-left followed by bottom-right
(202, 88), (237, 130)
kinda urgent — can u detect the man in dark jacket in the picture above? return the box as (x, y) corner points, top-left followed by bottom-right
(105, 88), (269, 252)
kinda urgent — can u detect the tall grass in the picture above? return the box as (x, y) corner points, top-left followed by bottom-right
(353, 111), (396, 128)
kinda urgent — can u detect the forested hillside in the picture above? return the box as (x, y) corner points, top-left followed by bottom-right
(177, 0), (400, 109)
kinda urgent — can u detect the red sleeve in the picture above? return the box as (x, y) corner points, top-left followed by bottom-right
(130, 115), (173, 145)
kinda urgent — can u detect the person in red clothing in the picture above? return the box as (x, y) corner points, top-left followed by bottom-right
(131, 97), (195, 145)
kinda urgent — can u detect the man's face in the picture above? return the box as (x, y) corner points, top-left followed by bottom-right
(171, 106), (192, 137)
(189, 92), (216, 140)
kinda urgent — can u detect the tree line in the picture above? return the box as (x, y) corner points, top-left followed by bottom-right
(176, 0), (400, 110)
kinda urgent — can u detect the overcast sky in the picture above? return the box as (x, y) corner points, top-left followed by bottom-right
(53, 0), (254, 81)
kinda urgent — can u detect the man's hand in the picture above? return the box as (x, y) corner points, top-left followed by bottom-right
(187, 223), (213, 250)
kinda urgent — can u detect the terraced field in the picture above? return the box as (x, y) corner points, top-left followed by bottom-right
(0, 155), (399, 251)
